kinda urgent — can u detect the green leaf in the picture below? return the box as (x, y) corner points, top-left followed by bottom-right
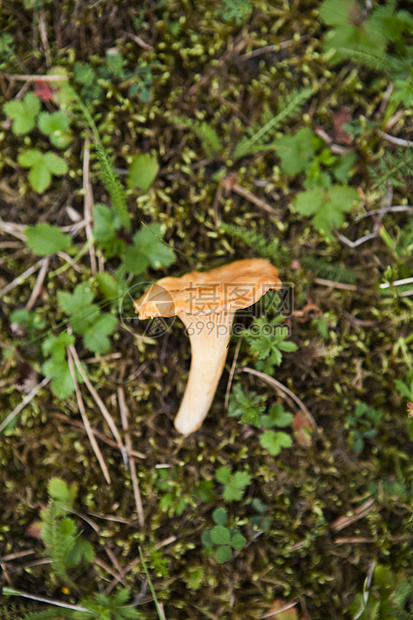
(261, 402), (294, 428)
(95, 272), (120, 300)
(216, 467), (252, 502)
(210, 525), (230, 545)
(230, 531), (247, 551)
(18, 148), (43, 167)
(48, 478), (77, 507)
(123, 223), (176, 274)
(38, 110), (69, 134)
(127, 153), (159, 192)
(259, 430), (293, 456)
(42, 359), (75, 399)
(18, 149), (68, 192)
(38, 110), (71, 148)
(228, 383), (266, 426)
(83, 314), (118, 354)
(294, 184), (359, 238)
(58, 283), (94, 316)
(42, 333), (75, 362)
(215, 545), (232, 563)
(212, 507), (227, 526)
(273, 127), (315, 176)
(93, 203), (122, 241)
(3, 92), (40, 134)
(25, 222), (73, 256)
(215, 465), (232, 485)
(43, 151), (68, 175)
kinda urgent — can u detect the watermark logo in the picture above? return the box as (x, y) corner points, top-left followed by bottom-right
(119, 282), (294, 339)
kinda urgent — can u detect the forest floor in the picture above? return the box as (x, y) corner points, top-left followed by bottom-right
(1, 1), (413, 619)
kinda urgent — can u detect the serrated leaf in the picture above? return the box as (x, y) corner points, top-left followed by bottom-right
(42, 333), (75, 362)
(261, 403), (294, 428)
(212, 507), (227, 526)
(273, 127), (315, 176)
(58, 283), (95, 316)
(222, 471), (252, 502)
(93, 203), (122, 241)
(18, 149), (67, 192)
(123, 222), (176, 274)
(83, 314), (118, 354)
(38, 110), (69, 135)
(215, 465), (232, 485)
(42, 359), (75, 399)
(95, 272), (120, 299)
(4, 92), (40, 135)
(18, 149), (43, 167)
(294, 184), (359, 238)
(25, 222), (73, 256)
(230, 532), (246, 551)
(127, 153), (159, 192)
(43, 151), (68, 175)
(210, 525), (231, 545)
(215, 545), (232, 564)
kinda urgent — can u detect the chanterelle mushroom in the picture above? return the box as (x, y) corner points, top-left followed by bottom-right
(134, 258), (281, 435)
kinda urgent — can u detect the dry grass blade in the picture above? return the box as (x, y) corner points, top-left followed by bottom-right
(69, 344), (127, 462)
(82, 137), (97, 276)
(0, 376), (50, 434)
(0, 257), (48, 299)
(331, 498), (375, 533)
(67, 348), (111, 485)
(118, 387), (145, 527)
(26, 256), (50, 310)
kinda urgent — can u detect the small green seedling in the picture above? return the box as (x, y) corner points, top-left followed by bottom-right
(58, 282), (118, 355)
(229, 385), (294, 456)
(245, 315), (298, 375)
(38, 110), (72, 148)
(127, 153), (159, 193)
(215, 465), (251, 502)
(201, 508), (246, 564)
(42, 332), (81, 399)
(18, 149), (68, 192)
(294, 184), (359, 239)
(3, 91), (40, 134)
(122, 223), (176, 274)
(346, 402), (385, 453)
(40, 478), (94, 588)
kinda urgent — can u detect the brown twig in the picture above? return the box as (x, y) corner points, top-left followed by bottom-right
(121, 30), (153, 51)
(231, 182), (277, 214)
(2, 73), (69, 81)
(0, 257), (48, 299)
(67, 347), (111, 485)
(118, 387), (145, 528)
(313, 277), (358, 292)
(330, 498), (375, 533)
(376, 129), (413, 148)
(26, 256), (50, 311)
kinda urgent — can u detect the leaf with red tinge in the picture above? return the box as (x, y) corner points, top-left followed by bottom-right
(293, 410), (314, 447)
(33, 80), (54, 102)
(333, 107), (352, 145)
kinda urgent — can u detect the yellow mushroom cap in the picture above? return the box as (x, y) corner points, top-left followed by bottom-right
(134, 258), (282, 319)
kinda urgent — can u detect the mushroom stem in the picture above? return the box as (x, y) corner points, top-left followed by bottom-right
(174, 311), (235, 435)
